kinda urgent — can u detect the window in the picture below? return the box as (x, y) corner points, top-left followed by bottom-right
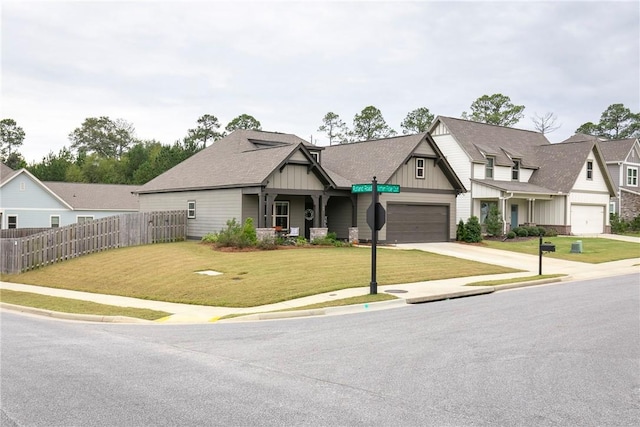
(415, 158), (425, 179)
(586, 161), (593, 180)
(627, 167), (638, 186)
(511, 160), (520, 181)
(272, 201), (289, 230)
(609, 202), (616, 215)
(485, 157), (494, 179)
(77, 216), (94, 224)
(8, 215), (17, 229)
(187, 200), (196, 219)
(480, 201), (497, 223)
(50, 216), (60, 228)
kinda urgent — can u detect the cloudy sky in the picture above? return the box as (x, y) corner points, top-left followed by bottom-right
(2, 0), (639, 163)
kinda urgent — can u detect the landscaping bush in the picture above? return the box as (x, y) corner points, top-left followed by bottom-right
(201, 233), (218, 243)
(484, 205), (503, 236)
(514, 227), (528, 237)
(464, 216), (482, 243)
(525, 225), (542, 236)
(543, 227), (558, 237)
(213, 218), (258, 248)
(456, 219), (466, 241)
(256, 237), (278, 250)
(506, 231), (516, 239)
(312, 232), (351, 247)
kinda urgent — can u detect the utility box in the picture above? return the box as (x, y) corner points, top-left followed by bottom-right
(540, 242), (556, 252)
(570, 240), (583, 253)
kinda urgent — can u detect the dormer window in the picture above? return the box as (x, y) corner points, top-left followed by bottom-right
(485, 157), (494, 179)
(415, 158), (425, 179)
(586, 161), (593, 180)
(511, 160), (520, 181)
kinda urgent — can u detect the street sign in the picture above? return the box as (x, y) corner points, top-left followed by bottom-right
(351, 183), (400, 193)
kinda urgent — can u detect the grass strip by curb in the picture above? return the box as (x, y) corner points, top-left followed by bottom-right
(0, 289), (171, 320)
(466, 274), (566, 286)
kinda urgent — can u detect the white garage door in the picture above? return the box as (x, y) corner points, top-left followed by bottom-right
(571, 205), (604, 234)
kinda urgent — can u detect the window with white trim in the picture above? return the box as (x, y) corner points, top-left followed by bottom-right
(485, 157), (494, 179)
(51, 216), (60, 228)
(609, 202), (616, 214)
(627, 167), (638, 186)
(272, 201), (289, 230)
(415, 158), (425, 179)
(8, 215), (17, 229)
(511, 160), (520, 181)
(586, 161), (593, 180)
(187, 200), (196, 219)
(77, 216), (94, 224)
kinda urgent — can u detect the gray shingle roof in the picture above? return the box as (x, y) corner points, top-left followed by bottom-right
(138, 130), (319, 193)
(0, 163), (18, 184)
(598, 138), (638, 162)
(471, 179), (556, 195)
(434, 116), (550, 168)
(43, 181), (139, 210)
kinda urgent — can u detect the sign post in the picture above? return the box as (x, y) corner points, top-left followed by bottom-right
(352, 179), (399, 295)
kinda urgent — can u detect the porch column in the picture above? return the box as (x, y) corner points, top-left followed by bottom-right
(321, 195), (331, 227)
(350, 194), (358, 227)
(258, 192), (265, 228)
(310, 195), (320, 228)
(265, 193), (277, 228)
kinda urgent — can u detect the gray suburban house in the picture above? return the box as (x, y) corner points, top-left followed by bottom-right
(136, 130), (465, 243)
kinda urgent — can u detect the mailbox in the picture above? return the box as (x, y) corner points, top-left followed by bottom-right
(540, 242), (556, 252)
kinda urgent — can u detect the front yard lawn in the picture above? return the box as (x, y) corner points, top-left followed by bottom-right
(4, 241), (519, 307)
(481, 237), (639, 263)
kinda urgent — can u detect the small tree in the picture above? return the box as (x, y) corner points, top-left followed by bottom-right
(456, 219), (466, 241)
(484, 205), (504, 236)
(464, 216), (482, 243)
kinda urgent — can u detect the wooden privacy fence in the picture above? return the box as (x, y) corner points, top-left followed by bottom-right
(0, 211), (187, 275)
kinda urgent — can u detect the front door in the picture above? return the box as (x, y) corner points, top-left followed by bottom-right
(510, 204), (518, 230)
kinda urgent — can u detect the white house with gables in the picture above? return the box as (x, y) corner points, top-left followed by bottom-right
(429, 117), (616, 235)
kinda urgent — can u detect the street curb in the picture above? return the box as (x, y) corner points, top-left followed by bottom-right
(491, 277), (566, 291)
(405, 287), (495, 304)
(0, 303), (153, 323)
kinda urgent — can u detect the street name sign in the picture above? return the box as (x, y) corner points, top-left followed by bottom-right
(351, 184), (400, 193)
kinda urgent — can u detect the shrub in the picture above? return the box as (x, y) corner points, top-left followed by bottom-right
(256, 237), (278, 250)
(456, 219), (466, 241)
(631, 215), (640, 231)
(525, 225), (541, 236)
(214, 218), (258, 248)
(506, 231), (516, 239)
(294, 236), (308, 246)
(484, 205), (503, 236)
(464, 216), (482, 243)
(311, 232), (351, 247)
(201, 233), (218, 243)
(514, 227), (528, 237)
(543, 227), (558, 237)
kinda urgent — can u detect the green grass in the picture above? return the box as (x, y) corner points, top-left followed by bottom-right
(466, 274), (566, 286)
(2, 241), (519, 308)
(0, 289), (171, 320)
(481, 237), (639, 263)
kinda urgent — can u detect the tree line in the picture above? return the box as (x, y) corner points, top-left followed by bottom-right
(1, 95), (638, 185)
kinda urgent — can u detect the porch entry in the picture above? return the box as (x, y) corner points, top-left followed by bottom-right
(510, 204), (518, 229)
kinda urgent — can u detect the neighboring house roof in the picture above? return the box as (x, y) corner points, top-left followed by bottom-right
(0, 163), (18, 184)
(431, 116), (550, 168)
(471, 179), (556, 195)
(597, 138), (638, 163)
(321, 132), (465, 191)
(43, 181), (139, 210)
(137, 130), (329, 194)
(529, 140), (616, 195)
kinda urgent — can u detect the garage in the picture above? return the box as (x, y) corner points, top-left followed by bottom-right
(386, 204), (449, 243)
(571, 205), (604, 234)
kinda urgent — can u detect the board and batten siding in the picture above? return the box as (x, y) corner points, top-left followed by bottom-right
(139, 189), (242, 238)
(266, 164), (324, 191)
(432, 132), (472, 222)
(356, 192), (456, 241)
(533, 197), (566, 226)
(388, 158), (452, 190)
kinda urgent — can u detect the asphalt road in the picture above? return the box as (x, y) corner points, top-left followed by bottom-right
(2, 274), (638, 426)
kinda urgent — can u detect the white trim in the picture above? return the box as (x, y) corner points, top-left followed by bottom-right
(187, 200), (196, 219)
(415, 158), (425, 179)
(50, 215), (61, 228)
(7, 215), (18, 229)
(586, 160), (593, 180)
(0, 207), (69, 211)
(272, 201), (290, 230)
(76, 215), (94, 224)
(0, 169), (74, 209)
(626, 166), (638, 186)
(485, 157), (494, 179)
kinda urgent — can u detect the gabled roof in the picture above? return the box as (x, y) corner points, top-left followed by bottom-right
(137, 130), (331, 194)
(44, 181), (139, 210)
(529, 140), (615, 195)
(321, 132), (465, 191)
(0, 163), (18, 184)
(430, 116), (550, 168)
(597, 138), (638, 163)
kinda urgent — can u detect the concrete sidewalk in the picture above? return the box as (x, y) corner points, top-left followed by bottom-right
(2, 236), (638, 323)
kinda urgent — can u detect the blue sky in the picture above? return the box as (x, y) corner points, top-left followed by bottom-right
(2, 0), (639, 163)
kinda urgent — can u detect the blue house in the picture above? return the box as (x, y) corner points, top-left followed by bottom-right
(0, 163), (139, 229)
